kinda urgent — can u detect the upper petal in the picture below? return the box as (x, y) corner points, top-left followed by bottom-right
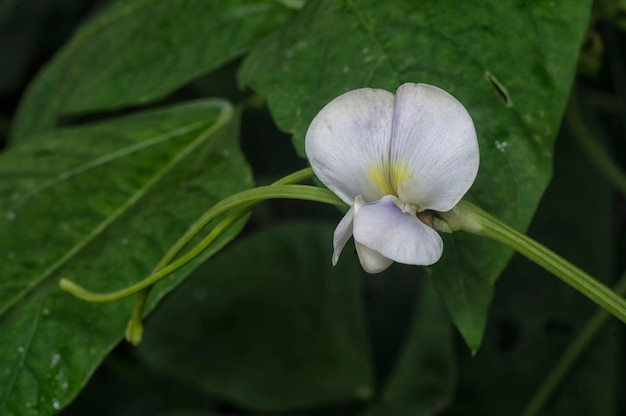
(389, 83), (479, 211)
(305, 88), (395, 204)
(353, 195), (443, 266)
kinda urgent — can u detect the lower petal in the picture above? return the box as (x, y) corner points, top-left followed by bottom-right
(353, 195), (443, 266)
(355, 242), (394, 273)
(332, 207), (355, 265)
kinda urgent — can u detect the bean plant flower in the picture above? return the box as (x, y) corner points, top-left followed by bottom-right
(305, 83), (479, 273)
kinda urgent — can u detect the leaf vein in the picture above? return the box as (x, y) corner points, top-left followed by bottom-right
(9, 123), (203, 212)
(0, 109), (231, 319)
(0, 302), (43, 411)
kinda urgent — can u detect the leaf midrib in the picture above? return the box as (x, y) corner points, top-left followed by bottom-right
(0, 302), (43, 411)
(7, 123), (204, 213)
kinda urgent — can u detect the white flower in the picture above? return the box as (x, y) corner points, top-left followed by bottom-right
(305, 83), (479, 273)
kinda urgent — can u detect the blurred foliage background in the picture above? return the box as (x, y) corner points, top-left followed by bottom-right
(1, 1), (625, 415)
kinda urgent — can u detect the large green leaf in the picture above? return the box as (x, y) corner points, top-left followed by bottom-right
(137, 222), (373, 412)
(238, 0), (592, 350)
(0, 1), (14, 21)
(450, 115), (619, 415)
(363, 276), (455, 416)
(10, 0), (295, 142)
(0, 99), (253, 415)
(66, 223), (457, 415)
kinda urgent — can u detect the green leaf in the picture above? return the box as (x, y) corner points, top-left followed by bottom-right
(450, 121), (619, 415)
(363, 276), (455, 416)
(0, 99), (253, 415)
(0, 1), (14, 21)
(137, 221), (373, 412)
(10, 0), (294, 142)
(238, 0), (592, 350)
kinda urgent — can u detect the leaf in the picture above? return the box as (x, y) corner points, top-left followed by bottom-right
(0, 99), (253, 415)
(0, 1), (14, 21)
(450, 120), (620, 415)
(363, 276), (455, 416)
(0, 0), (93, 96)
(10, 0), (294, 142)
(238, 0), (592, 350)
(137, 221), (373, 412)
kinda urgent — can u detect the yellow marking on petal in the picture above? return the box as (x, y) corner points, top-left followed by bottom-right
(389, 160), (409, 190)
(369, 165), (394, 195)
(369, 158), (410, 196)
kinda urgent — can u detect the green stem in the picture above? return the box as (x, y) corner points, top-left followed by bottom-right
(124, 168), (315, 344)
(522, 272), (626, 416)
(438, 201), (626, 325)
(522, 94), (626, 415)
(60, 183), (343, 303)
(124, 209), (248, 344)
(157, 167), (315, 269)
(125, 288), (150, 345)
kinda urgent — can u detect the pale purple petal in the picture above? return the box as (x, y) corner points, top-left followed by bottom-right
(305, 88), (395, 204)
(355, 242), (394, 274)
(353, 195), (443, 266)
(390, 83), (479, 211)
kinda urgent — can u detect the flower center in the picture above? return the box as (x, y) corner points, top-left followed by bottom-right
(399, 201), (417, 215)
(390, 196), (431, 226)
(369, 158), (410, 197)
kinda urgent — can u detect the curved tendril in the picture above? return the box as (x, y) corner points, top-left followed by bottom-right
(59, 170), (342, 305)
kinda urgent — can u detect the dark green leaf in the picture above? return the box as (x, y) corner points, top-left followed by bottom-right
(450, 120), (620, 415)
(0, 1), (14, 21)
(0, 99), (253, 415)
(363, 277), (455, 416)
(137, 221), (373, 412)
(11, 0), (294, 141)
(0, 0), (96, 96)
(238, 0), (592, 350)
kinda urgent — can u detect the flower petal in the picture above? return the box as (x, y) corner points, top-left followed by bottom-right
(355, 242), (394, 274)
(305, 88), (395, 204)
(332, 207), (354, 265)
(353, 195), (443, 266)
(390, 83), (479, 211)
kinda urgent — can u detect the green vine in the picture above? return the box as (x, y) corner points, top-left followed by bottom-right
(438, 201), (626, 325)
